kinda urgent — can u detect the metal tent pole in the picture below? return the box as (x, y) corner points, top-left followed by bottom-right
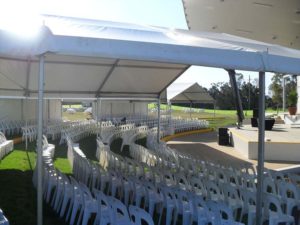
(37, 54), (45, 225)
(95, 99), (99, 122)
(99, 99), (102, 137)
(282, 77), (286, 112)
(256, 71), (266, 225)
(157, 98), (161, 143)
(190, 102), (192, 119)
(25, 98), (28, 150)
(95, 99), (99, 137)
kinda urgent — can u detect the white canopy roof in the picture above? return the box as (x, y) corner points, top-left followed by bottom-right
(182, 0), (300, 50)
(0, 15), (300, 98)
(170, 83), (214, 104)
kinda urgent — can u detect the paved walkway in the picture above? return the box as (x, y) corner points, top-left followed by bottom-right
(166, 131), (299, 170)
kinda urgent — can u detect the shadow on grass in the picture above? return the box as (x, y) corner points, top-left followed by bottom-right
(0, 170), (67, 225)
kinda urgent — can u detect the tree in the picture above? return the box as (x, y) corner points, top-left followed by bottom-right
(268, 73), (297, 110)
(269, 73), (283, 110)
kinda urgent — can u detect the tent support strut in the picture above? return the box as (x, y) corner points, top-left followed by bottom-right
(256, 71), (265, 225)
(37, 54), (45, 225)
(227, 69), (244, 126)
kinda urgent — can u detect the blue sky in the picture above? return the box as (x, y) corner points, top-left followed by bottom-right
(1, 0), (273, 96)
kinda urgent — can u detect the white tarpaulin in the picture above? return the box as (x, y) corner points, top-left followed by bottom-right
(182, 0), (300, 50)
(170, 83), (214, 104)
(0, 15), (300, 100)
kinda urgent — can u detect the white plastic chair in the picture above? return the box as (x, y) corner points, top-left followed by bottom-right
(108, 197), (132, 225)
(221, 184), (243, 220)
(129, 205), (154, 225)
(92, 189), (112, 225)
(278, 181), (300, 219)
(77, 183), (98, 225)
(239, 189), (256, 225)
(159, 186), (178, 225)
(263, 193), (295, 225)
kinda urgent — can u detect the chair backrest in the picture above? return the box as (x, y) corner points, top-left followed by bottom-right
(108, 196), (131, 223)
(189, 193), (208, 215)
(289, 173), (300, 186)
(205, 181), (223, 201)
(207, 200), (234, 222)
(190, 177), (207, 197)
(263, 177), (277, 195)
(222, 183), (240, 202)
(263, 193), (284, 216)
(217, 201), (235, 221)
(129, 205), (154, 225)
(175, 173), (190, 190)
(278, 181), (299, 201)
(270, 171), (285, 181)
(93, 188), (110, 208)
(240, 189), (256, 213)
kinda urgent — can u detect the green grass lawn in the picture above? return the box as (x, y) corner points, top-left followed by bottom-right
(62, 111), (91, 121)
(0, 144), (68, 225)
(0, 135), (99, 225)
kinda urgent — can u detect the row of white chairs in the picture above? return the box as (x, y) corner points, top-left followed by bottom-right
(98, 116), (209, 136)
(0, 119), (27, 136)
(120, 125), (300, 225)
(58, 123), (300, 225)
(21, 119), (63, 142)
(65, 136), (156, 225)
(0, 132), (13, 161)
(92, 135), (245, 225)
(0, 209), (9, 225)
(60, 121), (97, 144)
(98, 133), (245, 224)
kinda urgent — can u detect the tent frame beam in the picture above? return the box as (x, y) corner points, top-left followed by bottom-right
(24, 57), (31, 97)
(95, 59), (119, 97)
(0, 55), (185, 70)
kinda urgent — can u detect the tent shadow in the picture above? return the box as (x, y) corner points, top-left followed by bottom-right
(167, 142), (253, 168)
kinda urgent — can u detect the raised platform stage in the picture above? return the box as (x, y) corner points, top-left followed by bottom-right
(229, 124), (300, 162)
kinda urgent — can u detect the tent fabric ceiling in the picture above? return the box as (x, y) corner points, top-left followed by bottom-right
(170, 83), (214, 103)
(0, 54), (188, 98)
(0, 15), (300, 98)
(182, 0), (300, 50)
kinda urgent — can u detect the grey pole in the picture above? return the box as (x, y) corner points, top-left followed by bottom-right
(157, 98), (161, 143)
(95, 99), (99, 122)
(283, 77), (286, 112)
(37, 54), (45, 225)
(99, 99), (102, 137)
(256, 71), (265, 225)
(25, 98), (28, 150)
(95, 99), (99, 137)
(110, 102), (113, 120)
(47, 99), (50, 121)
(21, 99), (24, 121)
(190, 102), (192, 119)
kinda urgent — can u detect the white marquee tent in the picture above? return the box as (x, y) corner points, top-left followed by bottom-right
(170, 82), (214, 104)
(0, 15), (300, 101)
(0, 15), (300, 225)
